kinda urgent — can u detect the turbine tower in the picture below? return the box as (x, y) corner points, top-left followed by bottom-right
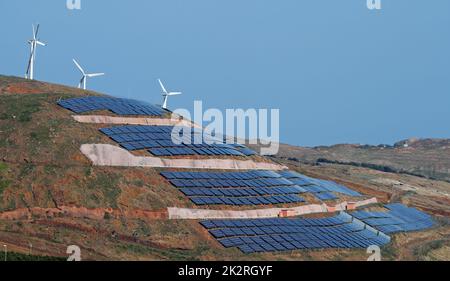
(158, 79), (182, 110)
(25, 24), (46, 80)
(73, 59), (105, 90)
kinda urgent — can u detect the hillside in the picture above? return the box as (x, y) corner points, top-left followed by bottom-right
(272, 139), (450, 183)
(0, 75), (449, 261)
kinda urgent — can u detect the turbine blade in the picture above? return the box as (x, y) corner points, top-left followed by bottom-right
(35, 24), (40, 38)
(78, 77), (84, 88)
(26, 55), (32, 75)
(168, 92), (182, 96)
(73, 59), (85, 75)
(28, 43), (35, 56)
(158, 79), (168, 94)
(32, 24), (36, 40)
(86, 73), (105, 77)
(162, 96), (169, 109)
(27, 44), (34, 73)
(36, 41), (46, 46)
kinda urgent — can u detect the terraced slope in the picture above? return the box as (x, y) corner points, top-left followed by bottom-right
(0, 75), (449, 261)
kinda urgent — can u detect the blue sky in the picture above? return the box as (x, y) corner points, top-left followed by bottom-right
(1, 0), (449, 147)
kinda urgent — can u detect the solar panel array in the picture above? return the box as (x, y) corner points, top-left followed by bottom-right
(99, 125), (256, 157)
(58, 95), (434, 255)
(58, 97), (166, 116)
(278, 170), (362, 197)
(161, 170), (307, 206)
(352, 204), (435, 234)
(200, 212), (391, 253)
(161, 170), (366, 206)
(314, 192), (339, 201)
(190, 195), (305, 206)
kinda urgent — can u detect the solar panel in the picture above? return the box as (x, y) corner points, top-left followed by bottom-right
(200, 213), (391, 253)
(99, 124), (253, 157)
(161, 170), (362, 206)
(315, 192), (339, 201)
(352, 204), (434, 234)
(58, 96), (166, 116)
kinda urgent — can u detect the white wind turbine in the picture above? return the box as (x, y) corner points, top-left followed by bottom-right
(73, 59), (105, 90)
(158, 79), (182, 110)
(25, 24), (46, 80)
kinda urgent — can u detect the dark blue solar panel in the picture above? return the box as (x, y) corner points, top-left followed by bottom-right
(161, 170), (362, 206)
(277, 170), (303, 178)
(58, 96), (166, 116)
(279, 172), (363, 197)
(200, 213), (391, 253)
(315, 192), (339, 201)
(99, 124), (252, 157)
(352, 204), (434, 234)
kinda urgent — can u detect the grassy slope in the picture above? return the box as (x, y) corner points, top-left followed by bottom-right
(0, 76), (216, 260)
(272, 141), (450, 182)
(0, 75), (449, 261)
(0, 93), (190, 212)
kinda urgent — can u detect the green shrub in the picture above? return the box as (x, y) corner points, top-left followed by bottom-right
(414, 240), (446, 260)
(0, 162), (9, 196)
(1, 96), (41, 123)
(4, 252), (66, 261)
(87, 173), (122, 208)
(19, 163), (35, 177)
(0, 179), (10, 196)
(0, 162), (7, 173)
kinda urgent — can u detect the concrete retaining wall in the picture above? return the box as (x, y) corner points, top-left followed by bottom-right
(167, 198), (378, 219)
(80, 144), (287, 170)
(72, 115), (200, 128)
(168, 204), (327, 219)
(354, 198), (378, 208)
(326, 198), (378, 213)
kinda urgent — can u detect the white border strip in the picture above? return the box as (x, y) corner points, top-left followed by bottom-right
(80, 144), (286, 170)
(167, 198), (378, 219)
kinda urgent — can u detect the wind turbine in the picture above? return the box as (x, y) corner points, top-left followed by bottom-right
(25, 24), (46, 80)
(73, 59), (105, 90)
(158, 79), (182, 110)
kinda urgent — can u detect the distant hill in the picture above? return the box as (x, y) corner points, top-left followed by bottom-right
(272, 138), (450, 182)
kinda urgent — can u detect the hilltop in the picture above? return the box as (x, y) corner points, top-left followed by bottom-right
(272, 139), (450, 183)
(0, 75), (449, 261)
